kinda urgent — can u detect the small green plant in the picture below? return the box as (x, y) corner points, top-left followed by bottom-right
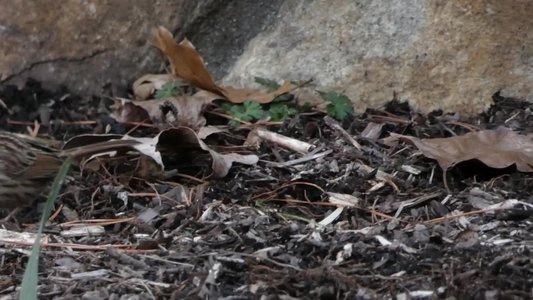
(254, 76), (280, 91)
(319, 91), (352, 120)
(222, 100), (298, 126)
(155, 80), (184, 99)
(223, 101), (264, 126)
(268, 103), (297, 121)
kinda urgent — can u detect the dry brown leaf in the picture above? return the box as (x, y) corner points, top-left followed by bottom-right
(132, 74), (175, 100)
(156, 127), (258, 178)
(111, 91), (219, 129)
(361, 122), (385, 140)
(391, 127), (533, 172)
(243, 128), (261, 150)
(65, 128), (258, 179)
(197, 126), (228, 140)
(221, 81), (296, 104)
(63, 134), (163, 179)
(150, 26), (294, 104)
(150, 26), (225, 98)
(111, 98), (151, 124)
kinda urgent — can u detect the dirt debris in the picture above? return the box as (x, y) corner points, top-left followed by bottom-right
(0, 82), (532, 299)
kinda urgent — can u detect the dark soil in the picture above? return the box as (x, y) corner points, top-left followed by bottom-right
(0, 81), (532, 299)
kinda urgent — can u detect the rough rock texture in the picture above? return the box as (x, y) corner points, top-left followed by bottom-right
(2, 1), (531, 115)
(186, 0), (286, 80)
(0, 0), (197, 96)
(0, 0), (284, 97)
(224, 0), (533, 115)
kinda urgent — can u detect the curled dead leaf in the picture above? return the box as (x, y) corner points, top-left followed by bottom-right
(197, 126), (228, 140)
(111, 91), (219, 129)
(150, 26), (295, 105)
(156, 127), (259, 178)
(391, 127), (533, 172)
(221, 81), (296, 104)
(64, 128), (258, 179)
(132, 74), (175, 100)
(62, 133), (163, 179)
(150, 26), (225, 98)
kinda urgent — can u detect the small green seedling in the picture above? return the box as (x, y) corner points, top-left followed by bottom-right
(155, 80), (184, 99)
(319, 91), (353, 121)
(222, 100), (298, 126)
(268, 103), (297, 121)
(223, 101), (264, 126)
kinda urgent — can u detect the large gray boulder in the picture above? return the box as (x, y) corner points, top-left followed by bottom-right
(0, 0), (207, 95)
(224, 0), (533, 114)
(0, 0), (283, 97)
(1, 0), (531, 115)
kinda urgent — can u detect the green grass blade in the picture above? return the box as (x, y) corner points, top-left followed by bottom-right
(19, 157), (72, 300)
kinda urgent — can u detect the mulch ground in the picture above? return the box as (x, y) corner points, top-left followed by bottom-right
(0, 81), (532, 299)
